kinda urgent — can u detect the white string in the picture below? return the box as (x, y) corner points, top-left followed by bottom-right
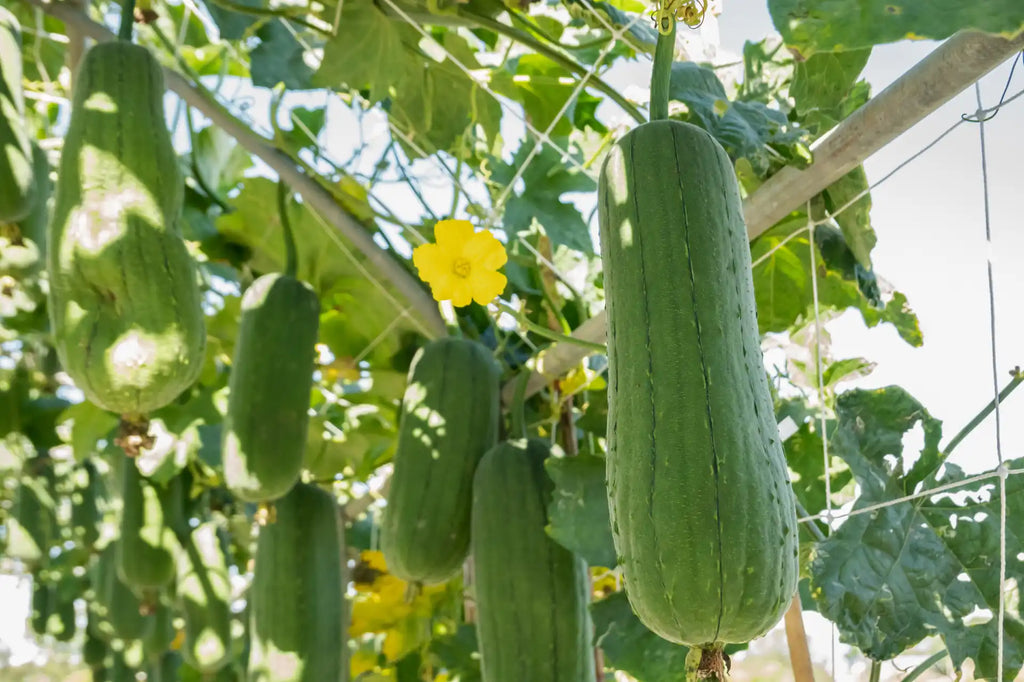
(973, 81), (1007, 682)
(805, 200), (837, 680)
(796, 468), (1002, 525)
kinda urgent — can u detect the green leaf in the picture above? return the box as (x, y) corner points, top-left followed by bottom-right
(790, 49), (871, 117)
(669, 62), (809, 175)
(506, 54), (579, 138)
(192, 125), (253, 196)
(389, 33), (502, 157)
(313, 0), (418, 102)
(592, 592), (691, 680)
(811, 386), (1024, 680)
(60, 401), (119, 462)
(750, 217), (922, 346)
(250, 21), (315, 90)
(777, 398), (852, 520)
(428, 624), (481, 682)
(545, 455), (616, 568)
(202, 0), (259, 41)
(821, 166), (876, 268)
(768, 0), (1024, 57)
(491, 142), (596, 254)
(279, 106), (327, 155)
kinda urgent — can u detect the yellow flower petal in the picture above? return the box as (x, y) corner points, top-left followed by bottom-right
(429, 271), (458, 303)
(463, 231), (507, 270)
(450, 278), (474, 307)
(469, 269), (506, 305)
(412, 243), (449, 281)
(434, 219), (474, 249)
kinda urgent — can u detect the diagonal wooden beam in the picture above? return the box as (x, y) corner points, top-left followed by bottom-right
(503, 29), (1024, 403)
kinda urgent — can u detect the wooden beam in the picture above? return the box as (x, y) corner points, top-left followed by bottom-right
(504, 29), (1024, 403)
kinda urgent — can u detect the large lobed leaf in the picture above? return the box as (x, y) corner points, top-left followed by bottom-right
(811, 386), (1024, 680)
(769, 0), (1024, 58)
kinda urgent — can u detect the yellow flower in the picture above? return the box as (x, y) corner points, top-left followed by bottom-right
(413, 219), (507, 307)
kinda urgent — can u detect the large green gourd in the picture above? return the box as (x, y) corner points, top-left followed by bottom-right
(249, 483), (347, 682)
(597, 120), (799, 647)
(0, 7), (36, 222)
(47, 42), (205, 417)
(222, 273), (319, 502)
(381, 338), (500, 584)
(118, 464), (181, 590)
(93, 543), (147, 640)
(6, 473), (57, 566)
(177, 521), (232, 673)
(471, 439), (594, 682)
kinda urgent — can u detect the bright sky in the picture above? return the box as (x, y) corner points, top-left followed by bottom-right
(4, 2), (1022, 678)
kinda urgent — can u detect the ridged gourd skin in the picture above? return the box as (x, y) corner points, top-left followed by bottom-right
(381, 337), (500, 584)
(222, 273), (319, 502)
(249, 483), (347, 682)
(471, 439), (595, 682)
(71, 458), (102, 549)
(93, 543), (147, 640)
(177, 522), (233, 673)
(6, 472), (57, 566)
(47, 42), (206, 417)
(0, 7), (36, 223)
(597, 120), (799, 646)
(118, 464), (182, 590)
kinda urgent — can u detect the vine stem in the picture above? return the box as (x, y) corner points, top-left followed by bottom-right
(901, 650), (948, 682)
(868, 659), (881, 682)
(649, 21), (675, 121)
(277, 182), (299, 278)
(942, 367), (1023, 456)
(496, 302), (606, 352)
(118, 0), (135, 40)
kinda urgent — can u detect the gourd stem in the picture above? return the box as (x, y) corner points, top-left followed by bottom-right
(649, 22), (675, 121)
(867, 660), (881, 682)
(277, 181), (299, 278)
(118, 0), (135, 41)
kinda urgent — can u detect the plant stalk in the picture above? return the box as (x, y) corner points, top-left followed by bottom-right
(649, 22), (675, 121)
(942, 368), (1023, 456)
(901, 650), (949, 682)
(118, 0), (135, 40)
(277, 182), (299, 278)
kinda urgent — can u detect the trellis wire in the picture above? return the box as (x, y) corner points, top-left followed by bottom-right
(804, 199), (840, 677)
(973, 78), (1008, 682)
